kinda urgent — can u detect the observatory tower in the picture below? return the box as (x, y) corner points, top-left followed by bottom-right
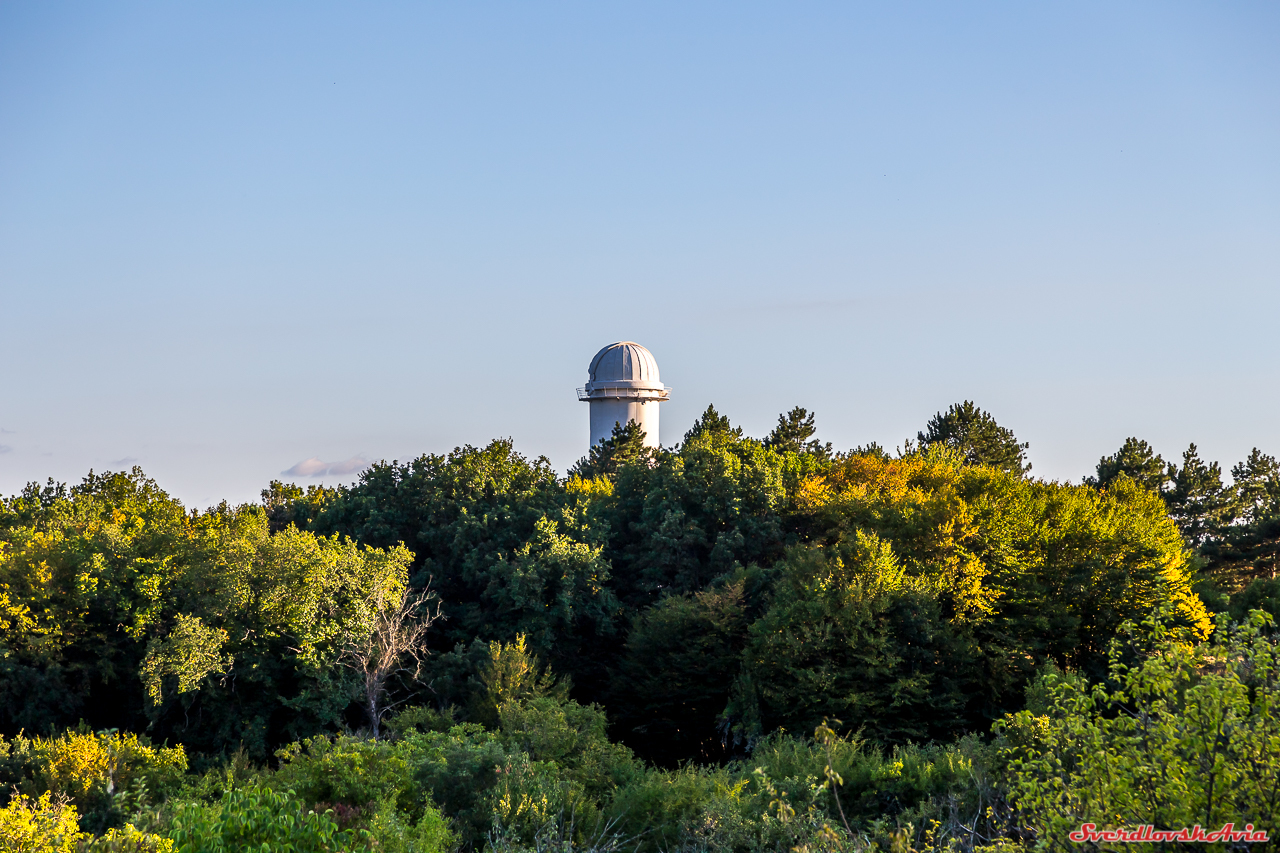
(578, 342), (670, 450)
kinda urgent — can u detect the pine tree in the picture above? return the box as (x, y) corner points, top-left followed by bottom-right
(764, 406), (833, 459)
(1087, 437), (1174, 493)
(570, 419), (655, 480)
(917, 401), (1030, 475)
(683, 404), (742, 442)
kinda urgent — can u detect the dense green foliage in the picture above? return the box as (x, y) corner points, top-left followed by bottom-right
(3, 401), (1279, 849)
(1000, 609), (1280, 849)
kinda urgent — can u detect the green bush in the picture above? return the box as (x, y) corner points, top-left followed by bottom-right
(1000, 609), (1280, 849)
(165, 786), (353, 852)
(363, 798), (453, 853)
(605, 765), (736, 851)
(497, 697), (639, 799)
(272, 734), (425, 817)
(412, 723), (516, 847)
(269, 733), (454, 852)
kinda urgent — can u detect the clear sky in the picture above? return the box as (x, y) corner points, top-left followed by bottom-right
(2, 2), (1278, 508)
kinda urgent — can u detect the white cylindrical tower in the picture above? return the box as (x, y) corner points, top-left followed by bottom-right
(577, 342), (671, 449)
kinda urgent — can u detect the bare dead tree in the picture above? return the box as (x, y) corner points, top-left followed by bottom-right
(342, 582), (442, 739)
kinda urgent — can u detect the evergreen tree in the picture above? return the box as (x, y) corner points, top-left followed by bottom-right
(683, 404), (742, 443)
(917, 401), (1030, 475)
(763, 407), (833, 459)
(1199, 448), (1280, 589)
(1166, 443), (1236, 545)
(1087, 437), (1173, 493)
(570, 420), (655, 481)
(1232, 448), (1280, 525)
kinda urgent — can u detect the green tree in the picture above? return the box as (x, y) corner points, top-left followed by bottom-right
(917, 401), (1030, 475)
(682, 404), (742, 443)
(763, 407), (832, 460)
(1232, 448), (1280, 524)
(261, 480), (336, 533)
(304, 441), (618, 680)
(1087, 437), (1174, 493)
(609, 580), (751, 764)
(0, 469), (195, 734)
(0, 466), (419, 757)
(1200, 448), (1280, 589)
(729, 533), (975, 745)
(570, 420), (657, 481)
(605, 423), (788, 605)
(1166, 443), (1237, 545)
(796, 451), (1211, 703)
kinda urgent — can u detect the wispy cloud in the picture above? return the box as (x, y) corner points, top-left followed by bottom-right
(283, 455), (370, 478)
(112, 456), (139, 466)
(0, 446), (10, 454)
(326, 456), (370, 475)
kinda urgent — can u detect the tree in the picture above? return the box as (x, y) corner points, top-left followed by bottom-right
(605, 419), (788, 605)
(683, 404), (742, 443)
(609, 580), (750, 764)
(1166, 443), (1236, 545)
(729, 533), (975, 745)
(342, 583), (442, 740)
(569, 420), (656, 481)
(260, 480), (335, 533)
(1200, 448), (1280, 589)
(1090, 441), (1239, 547)
(795, 452), (1211, 695)
(1087, 437), (1174, 493)
(1232, 448), (1280, 526)
(764, 407), (832, 459)
(917, 401), (1030, 475)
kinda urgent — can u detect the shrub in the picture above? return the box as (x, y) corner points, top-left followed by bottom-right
(1000, 609), (1280, 848)
(0, 730), (187, 834)
(272, 734), (425, 817)
(37, 731), (187, 802)
(497, 697), (639, 799)
(80, 824), (174, 852)
(0, 792), (84, 853)
(165, 786), (353, 852)
(363, 797), (454, 853)
(413, 724), (516, 847)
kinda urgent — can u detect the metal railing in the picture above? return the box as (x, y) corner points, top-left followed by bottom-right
(576, 386), (671, 402)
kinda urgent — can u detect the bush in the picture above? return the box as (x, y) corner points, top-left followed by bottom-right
(269, 733), (454, 852)
(605, 765), (735, 851)
(165, 786), (353, 852)
(0, 730), (187, 834)
(412, 723), (516, 847)
(0, 792), (84, 853)
(363, 798), (454, 853)
(497, 697), (639, 799)
(1000, 609), (1280, 848)
(272, 734), (424, 817)
(80, 824), (174, 852)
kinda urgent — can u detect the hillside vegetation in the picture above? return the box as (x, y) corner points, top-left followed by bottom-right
(1, 403), (1276, 851)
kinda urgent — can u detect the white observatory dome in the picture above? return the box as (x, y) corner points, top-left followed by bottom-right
(588, 341), (661, 386)
(578, 341), (670, 450)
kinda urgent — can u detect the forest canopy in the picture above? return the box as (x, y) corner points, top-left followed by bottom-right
(1, 402), (1277, 851)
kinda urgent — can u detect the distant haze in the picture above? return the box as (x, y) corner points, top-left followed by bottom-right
(2, 2), (1278, 508)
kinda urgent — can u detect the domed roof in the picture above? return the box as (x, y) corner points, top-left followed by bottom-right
(588, 341), (660, 383)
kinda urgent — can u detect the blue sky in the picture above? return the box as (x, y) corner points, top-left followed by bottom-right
(2, 2), (1278, 508)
